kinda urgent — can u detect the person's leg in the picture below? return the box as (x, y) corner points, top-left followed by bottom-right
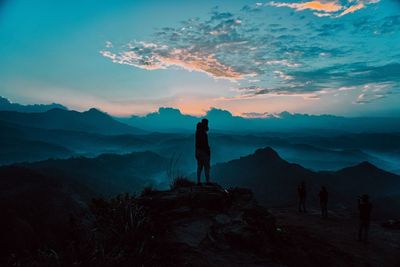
(299, 198), (302, 212)
(300, 198), (305, 212)
(303, 198), (307, 213)
(361, 224), (366, 241)
(358, 222), (362, 241)
(320, 202), (323, 217)
(197, 159), (204, 184)
(204, 156), (210, 183)
(364, 222), (370, 242)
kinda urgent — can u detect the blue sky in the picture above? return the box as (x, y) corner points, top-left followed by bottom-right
(0, 0), (399, 117)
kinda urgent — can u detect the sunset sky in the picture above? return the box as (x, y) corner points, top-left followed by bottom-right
(0, 0), (399, 117)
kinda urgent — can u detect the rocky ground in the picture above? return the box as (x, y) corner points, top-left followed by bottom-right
(138, 184), (400, 267)
(138, 184), (279, 267)
(271, 207), (400, 267)
(3, 183), (399, 267)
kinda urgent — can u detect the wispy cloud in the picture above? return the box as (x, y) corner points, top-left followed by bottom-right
(266, 0), (380, 18)
(269, 1), (342, 13)
(354, 82), (395, 104)
(338, 2), (365, 17)
(101, 42), (244, 80)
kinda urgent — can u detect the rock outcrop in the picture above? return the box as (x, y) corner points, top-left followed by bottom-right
(138, 184), (278, 267)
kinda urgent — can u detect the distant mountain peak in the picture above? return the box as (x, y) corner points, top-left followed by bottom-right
(339, 161), (384, 174)
(253, 147), (282, 160)
(158, 107), (182, 115)
(0, 96), (11, 105)
(206, 107), (233, 118)
(278, 111), (293, 117)
(86, 108), (106, 114)
(0, 96), (67, 113)
(355, 161), (378, 170)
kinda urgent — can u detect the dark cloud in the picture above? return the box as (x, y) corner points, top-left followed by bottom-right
(288, 63), (400, 87)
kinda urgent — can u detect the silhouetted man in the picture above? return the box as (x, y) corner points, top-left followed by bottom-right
(319, 186), (328, 218)
(358, 194), (372, 242)
(195, 119), (210, 185)
(298, 182), (307, 213)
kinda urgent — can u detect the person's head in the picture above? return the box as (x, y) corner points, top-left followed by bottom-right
(321, 186), (326, 191)
(201, 118), (209, 131)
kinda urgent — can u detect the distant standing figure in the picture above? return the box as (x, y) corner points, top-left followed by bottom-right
(358, 194), (372, 242)
(319, 186), (328, 218)
(195, 119), (210, 185)
(298, 182), (307, 213)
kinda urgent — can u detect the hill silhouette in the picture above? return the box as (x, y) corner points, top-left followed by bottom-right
(273, 143), (392, 171)
(120, 106), (400, 133)
(212, 147), (314, 206)
(212, 147), (400, 216)
(0, 119), (152, 164)
(1, 106), (399, 174)
(0, 166), (88, 257)
(17, 151), (169, 196)
(0, 108), (145, 135)
(0, 96), (67, 112)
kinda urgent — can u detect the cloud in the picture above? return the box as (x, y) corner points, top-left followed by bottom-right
(313, 12), (333, 17)
(101, 4), (399, 107)
(354, 82), (394, 104)
(101, 11), (259, 80)
(338, 2), (365, 17)
(241, 111), (278, 118)
(266, 0), (380, 18)
(266, 59), (302, 67)
(236, 85), (320, 99)
(101, 42), (245, 80)
(269, 1), (342, 13)
(286, 63), (400, 87)
(235, 62), (400, 105)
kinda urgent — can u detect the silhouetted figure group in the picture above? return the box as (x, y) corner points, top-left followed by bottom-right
(297, 183), (329, 218)
(195, 119), (210, 185)
(297, 182), (373, 242)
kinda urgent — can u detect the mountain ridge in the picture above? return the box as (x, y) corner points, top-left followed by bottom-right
(0, 108), (145, 135)
(211, 147), (400, 213)
(0, 96), (67, 112)
(119, 107), (400, 133)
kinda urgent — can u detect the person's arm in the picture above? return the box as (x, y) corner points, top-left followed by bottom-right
(205, 133), (210, 153)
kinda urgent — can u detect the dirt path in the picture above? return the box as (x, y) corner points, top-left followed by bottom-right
(271, 207), (400, 267)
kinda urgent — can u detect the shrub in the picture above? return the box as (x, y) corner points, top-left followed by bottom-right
(140, 186), (158, 197)
(170, 176), (196, 189)
(88, 193), (169, 266)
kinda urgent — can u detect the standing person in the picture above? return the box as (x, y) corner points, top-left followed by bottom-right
(319, 186), (328, 218)
(195, 119), (210, 185)
(298, 182), (307, 213)
(358, 194), (372, 242)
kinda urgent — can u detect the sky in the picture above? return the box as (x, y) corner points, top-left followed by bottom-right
(0, 0), (399, 117)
